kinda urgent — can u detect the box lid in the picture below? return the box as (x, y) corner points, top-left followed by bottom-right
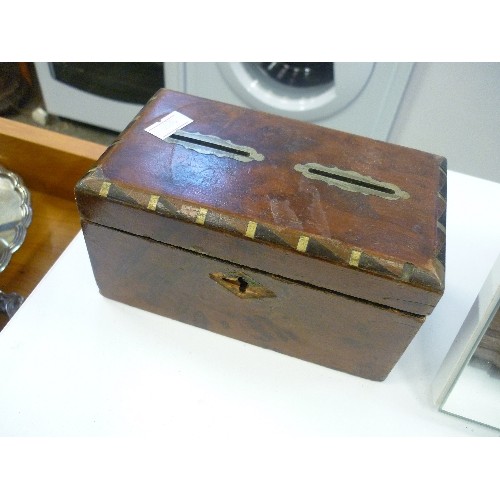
(76, 89), (446, 316)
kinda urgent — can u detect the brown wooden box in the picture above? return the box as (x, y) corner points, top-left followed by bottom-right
(75, 89), (447, 381)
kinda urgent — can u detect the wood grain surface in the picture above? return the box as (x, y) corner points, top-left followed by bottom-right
(83, 220), (424, 381)
(0, 117), (105, 200)
(0, 117), (105, 330)
(75, 90), (449, 379)
(77, 89), (446, 315)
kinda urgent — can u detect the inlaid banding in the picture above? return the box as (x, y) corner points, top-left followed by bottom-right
(245, 221), (258, 239)
(296, 236), (310, 253)
(99, 182), (111, 198)
(147, 195), (160, 211)
(195, 208), (208, 225)
(349, 250), (362, 267)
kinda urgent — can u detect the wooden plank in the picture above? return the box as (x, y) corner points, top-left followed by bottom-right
(1, 190), (81, 295)
(0, 118), (106, 329)
(0, 117), (106, 200)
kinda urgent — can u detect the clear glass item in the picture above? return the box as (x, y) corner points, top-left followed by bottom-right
(0, 164), (32, 318)
(434, 254), (500, 431)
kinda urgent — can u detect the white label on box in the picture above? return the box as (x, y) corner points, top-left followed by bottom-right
(145, 111), (193, 140)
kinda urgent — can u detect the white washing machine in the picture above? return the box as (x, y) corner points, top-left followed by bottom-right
(184, 62), (414, 140)
(34, 62), (413, 140)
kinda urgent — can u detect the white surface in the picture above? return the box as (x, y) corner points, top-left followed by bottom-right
(1, 170), (500, 437)
(390, 62), (500, 183)
(144, 111), (193, 139)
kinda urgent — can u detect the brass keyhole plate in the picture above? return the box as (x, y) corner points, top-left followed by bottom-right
(209, 271), (276, 299)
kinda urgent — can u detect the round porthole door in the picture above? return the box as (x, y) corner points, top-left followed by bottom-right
(217, 62), (374, 122)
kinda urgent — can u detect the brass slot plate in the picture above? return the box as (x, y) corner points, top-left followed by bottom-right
(165, 130), (264, 163)
(294, 162), (410, 200)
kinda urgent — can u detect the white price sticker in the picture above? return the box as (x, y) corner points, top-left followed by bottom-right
(145, 111), (193, 140)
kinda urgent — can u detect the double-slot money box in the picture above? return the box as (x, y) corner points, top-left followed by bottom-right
(76, 89), (446, 381)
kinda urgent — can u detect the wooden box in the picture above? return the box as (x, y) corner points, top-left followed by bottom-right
(75, 89), (447, 381)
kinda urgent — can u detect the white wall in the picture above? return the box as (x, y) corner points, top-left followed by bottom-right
(389, 62), (500, 183)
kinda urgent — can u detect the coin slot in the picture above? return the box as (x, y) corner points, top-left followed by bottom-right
(165, 130), (264, 163)
(170, 133), (251, 157)
(308, 168), (396, 195)
(294, 162), (410, 200)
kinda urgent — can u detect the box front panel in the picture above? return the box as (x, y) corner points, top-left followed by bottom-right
(76, 189), (442, 315)
(82, 221), (424, 381)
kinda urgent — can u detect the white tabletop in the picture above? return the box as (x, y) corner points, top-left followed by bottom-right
(1, 170), (499, 437)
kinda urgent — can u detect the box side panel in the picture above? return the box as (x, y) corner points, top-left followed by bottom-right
(76, 190), (442, 316)
(81, 221), (424, 381)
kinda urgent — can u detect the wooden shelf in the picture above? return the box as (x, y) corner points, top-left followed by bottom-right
(0, 117), (106, 330)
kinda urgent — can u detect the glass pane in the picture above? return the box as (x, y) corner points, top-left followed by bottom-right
(51, 62), (164, 105)
(258, 62), (334, 88)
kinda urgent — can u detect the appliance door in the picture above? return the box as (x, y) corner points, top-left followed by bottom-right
(218, 62), (373, 122)
(50, 63), (165, 105)
(185, 62), (413, 140)
(34, 63), (184, 132)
